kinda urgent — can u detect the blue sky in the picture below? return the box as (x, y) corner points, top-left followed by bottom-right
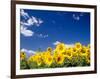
(20, 9), (90, 53)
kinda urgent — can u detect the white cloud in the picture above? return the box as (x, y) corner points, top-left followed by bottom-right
(73, 13), (84, 21)
(21, 48), (27, 53)
(37, 34), (48, 38)
(31, 16), (43, 27)
(53, 41), (60, 45)
(20, 9), (29, 19)
(73, 14), (80, 21)
(39, 19), (43, 24)
(21, 48), (36, 58)
(27, 17), (34, 25)
(21, 17), (35, 26)
(53, 41), (74, 48)
(21, 48), (36, 54)
(65, 44), (74, 48)
(21, 25), (34, 37)
(21, 21), (32, 26)
(44, 35), (48, 38)
(20, 9), (44, 37)
(21, 16), (43, 27)
(32, 16), (38, 24)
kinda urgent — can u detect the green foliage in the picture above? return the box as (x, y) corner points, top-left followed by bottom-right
(20, 60), (30, 69)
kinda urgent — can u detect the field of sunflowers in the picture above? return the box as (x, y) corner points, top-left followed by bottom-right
(20, 42), (90, 69)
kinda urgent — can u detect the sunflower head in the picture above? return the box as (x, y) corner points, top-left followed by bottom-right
(73, 47), (77, 52)
(65, 48), (73, 59)
(81, 46), (87, 52)
(47, 47), (52, 52)
(85, 48), (90, 63)
(34, 54), (43, 66)
(80, 46), (90, 57)
(55, 43), (66, 54)
(86, 48), (90, 53)
(44, 55), (53, 66)
(44, 51), (51, 57)
(27, 55), (35, 64)
(54, 53), (65, 65)
(75, 42), (82, 51)
(86, 57), (90, 64)
(20, 52), (26, 60)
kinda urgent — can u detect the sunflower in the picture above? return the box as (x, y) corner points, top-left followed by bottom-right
(54, 53), (65, 65)
(42, 51), (51, 59)
(64, 48), (73, 59)
(85, 48), (90, 53)
(87, 44), (90, 48)
(86, 52), (90, 64)
(28, 54), (39, 62)
(53, 49), (58, 56)
(87, 57), (90, 64)
(72, 52), (78, 57)
(75, 42), (82, 51)
(73, 47), (77, 52)
(78, 46), (86, 55)
(72, 47), (78, 56)
(55, 43), (66, 54)
(27, 55), (35, 65)
(20, 52), (26, 60)
(85, 53), (90, 64)
(44, 55), (53, 66)
(82, 46), (87, 51)
(81, 46), (90, 56)
(47, 47), (52, 52)
(80, 51), (87, 57)
(28, 55), (33, 61)
(34, 53), (43, 66)
(85, 48), (90, 64)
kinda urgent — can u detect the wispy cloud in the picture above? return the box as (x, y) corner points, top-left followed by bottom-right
(21, 16), (43, 27)
(20, 9), (29, 19)
(21, 25), (34, 37)
(36, 34), (48, 38)
(73, 14), (80, 21)
(72, 13), (84, 21)
(20, 9), (44, 37)
(31, 16), (43, 27)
